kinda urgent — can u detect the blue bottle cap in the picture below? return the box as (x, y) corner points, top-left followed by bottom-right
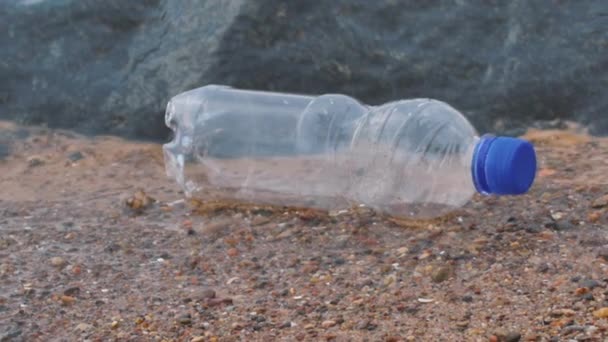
(472, 135), (537, 195)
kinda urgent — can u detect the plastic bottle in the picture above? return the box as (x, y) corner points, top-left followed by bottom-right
(163, 85), (536, 218)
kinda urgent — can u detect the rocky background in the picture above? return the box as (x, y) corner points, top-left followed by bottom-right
(1, 0), (607, 140)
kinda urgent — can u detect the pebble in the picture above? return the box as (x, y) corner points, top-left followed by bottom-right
(396, 247), (409, 255)
(207, 297), (233, 307)
(178, 314), (192, 325)
(197, 288), (216, 299)
(67, 151), (84, 162)
(191, 337), (205, 342)
(275, 228), (295, 240)
(593, 307), (608, 318)
(27, 155), (44, 167)
(75, 323), (93, 332)
(562, 325), (585, 334)
(63, 287), (80, 297)
(592, 194), (608, 208)
(551, 308), (576, 317)
(60, 295), (76, 306)
(321, 320), (337, 328)
(494, 329), (521, 342)
(50, 256), (66, 268)
(504, 332), (521, 342)
(431, 265), (452, 283)
(554, 221), (573, 231)
(462, 295), (473, 303)
(580, 279), (601, 289)
(227, 248), (239, 257)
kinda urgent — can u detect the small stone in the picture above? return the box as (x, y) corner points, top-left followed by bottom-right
(321, 320), (337, 328)
(50, 256), (66, 268)
(75, 323), (93, 332)
(396, 247), (409, 255)
(178, 314), (192, 325)
(355, 319), (377, 330)
(592, 194), (608, 208)
(562, 325), (585, 334)
(504, 332), (521, 342)
(279, 321), (292, 329)
(227, 248), (239, 257)
(207, 297), (233, 307)
(191, 337), (205, 342)
(525, 226), (542, 234)
(198, 288), (216, 299)
(551, 308), (575, 317)
(455, 320), (469, 328)
(275, 228), (295, 240)
(554, 221), (573, 231)
(431, 265), (452, 283)
(550, 212), (564, 221)
(27, 155), (44, 167)
(383, 274), (396, 286)
(582, 293), (595, 301)
(63, 287), (80, 297)
(580, 279), (601, 289)
(111, 321), (119, 329)
(593, 307), (608, 318)
(60, 295), (76, 306)
(67, 151), (84, 162)
(462, 295), (473, 303)
(304, 323), (315, 330)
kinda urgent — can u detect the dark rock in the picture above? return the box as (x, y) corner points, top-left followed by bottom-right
(431, 265), (452, 283)
(67, 151), (84, 162)
(495, 329), (521, 342)
(580, 279), (602, 289)
(554, 221), (574, 231)
(503, 332), (521, 342)
(462, 295), (473, 303)
(178, 314), (192, 325)
(2, 1), (608, 139)
(63, 287), (81, 297)
(581, 293), (595, 301)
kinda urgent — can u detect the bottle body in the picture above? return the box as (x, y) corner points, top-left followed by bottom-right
(163, 85), (481, 218)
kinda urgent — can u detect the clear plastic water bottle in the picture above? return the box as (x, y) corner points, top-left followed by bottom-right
(163, 85), (536, 218)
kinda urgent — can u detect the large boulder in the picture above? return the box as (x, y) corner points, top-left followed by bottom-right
(1, 0), (607, 139)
